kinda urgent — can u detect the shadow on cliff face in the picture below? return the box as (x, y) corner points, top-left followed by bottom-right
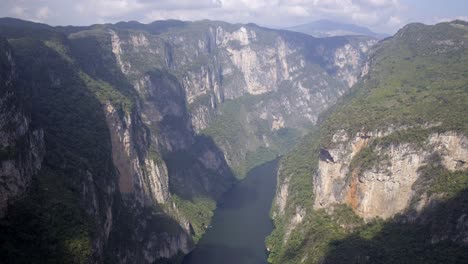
(0, 30), (119, 263)
(216, 159), (280, 210)
(322, 189), (468, 264)
(105, 197), (193, 264)
(182, 243), (265, 264)
(71, 33), (237, 201)
(0, 20), (236, 263)
(69, 32), (205, 262)
(144, 69), (237, 201)
(164, 134), (236, 201)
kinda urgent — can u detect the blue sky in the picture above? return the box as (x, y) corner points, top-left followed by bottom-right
(403, 0), (468, 24)
(1, 0), (467, 34)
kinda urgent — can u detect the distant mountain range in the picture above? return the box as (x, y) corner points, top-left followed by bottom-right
(286, 19), (389, 39)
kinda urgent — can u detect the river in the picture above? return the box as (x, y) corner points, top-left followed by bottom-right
(182, 159), (279, 264)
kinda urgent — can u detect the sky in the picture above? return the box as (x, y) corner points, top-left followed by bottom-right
(1, 0), (467, 34)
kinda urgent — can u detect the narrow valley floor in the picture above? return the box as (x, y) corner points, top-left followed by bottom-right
(182, 159), (279, 264)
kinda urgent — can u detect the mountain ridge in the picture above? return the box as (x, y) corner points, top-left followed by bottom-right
(287, 19), (389, 38)
(267, 19), (468, 264)
(1, 16), (466, 264)
(0, 17), (373, 263)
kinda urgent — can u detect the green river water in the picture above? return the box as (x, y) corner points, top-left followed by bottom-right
(183, 159), (279, 264)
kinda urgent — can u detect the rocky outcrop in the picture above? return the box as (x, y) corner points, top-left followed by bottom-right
(268, 20), (468, 264)
(96, 21), (376, 260)
(0, 39), (44, 216)
(314, 129), (468, 220)
(104, 102), (169, 205)
(274, 165), (289, 216)
(331, 39), (377, 87)
(107, 22), (375, 174)
(0, 18), (375, 263)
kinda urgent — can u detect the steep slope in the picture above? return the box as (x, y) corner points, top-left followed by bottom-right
(0, 18), (374, 263)
(0, 31), (122, 263)
(0, 37), (44, 216)
(268, 20), (468, 264)
(103, 20), (375, 177)
(0, 19), (226, 263)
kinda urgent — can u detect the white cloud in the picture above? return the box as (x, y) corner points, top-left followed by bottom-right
(285, 5), (310, 17)
(75, 3), (85, 14)
(37, 7), (51, 20)
(352, 12), (379, 25)
(89, 0), (144, 18)
(387, 15), (402, 27)
(357, 0), (398, 8)
(10, 6), (26, 17)
(0, 0), (407, 33)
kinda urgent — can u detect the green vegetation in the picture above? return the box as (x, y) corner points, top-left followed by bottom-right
(268, 21), (468, 264)
(323, 193), (468, 264)
(245, 147), (277, 174)
(268, 208), (359, 264)
(329, 204), (364, 227)
(188, 93), (212, 112)
(172, 195), (216, 243)
(0, 25), (123, 263)
(349, 147), (380, 172)
(0, 167), (94, 264)
(427, 169), (468, 199)
(266, 130), (321, 263)
(416, 154), (468, 200)
(321, 23), (468, 143)
(349, 143), (391, 175)
(202, 98), (248, 160)
(0, 145), (17, 161)
(202, 94), (302, 178)
(79, 71), (133, 112)
(1, 17), (467, 264)
(374, 127), (432, 148)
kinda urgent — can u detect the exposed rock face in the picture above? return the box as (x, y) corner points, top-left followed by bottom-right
(106, 22), (375, 175)
(0, 18), (375, 263)
(314, 130), (378, 211)
(0, 39), (44, 216)
(332, 40), (376, 87)
(268, 20), (468, 264)
(274, 164), (289, 216)
(91, 21), (373, 260)
(314, 129), (468, 220)
(430, 131), (468, 171)
(216, 26), (289, 95)
(104, 102), (169, 204)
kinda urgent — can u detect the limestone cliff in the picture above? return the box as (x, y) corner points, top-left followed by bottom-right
(68, 26), (234, 262)
(106, 21), (375, 177)
(0, 18), (375, 262)
(0, 38), (44, 216)
(315, 129), (468, 220)
(268, 20), (468, 264)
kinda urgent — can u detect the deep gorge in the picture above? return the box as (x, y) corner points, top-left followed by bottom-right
(183, 159), (278, 264)
(0, 17), (467, 264)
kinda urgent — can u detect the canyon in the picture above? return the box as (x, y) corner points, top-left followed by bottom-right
(0, 17), (467, 264)
(0, 18), (372, 263)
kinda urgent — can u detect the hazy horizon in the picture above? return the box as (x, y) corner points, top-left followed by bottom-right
(1, 0), (467, 34)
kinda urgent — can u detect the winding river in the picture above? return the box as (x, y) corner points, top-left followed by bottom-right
(183, 159), (279, 264)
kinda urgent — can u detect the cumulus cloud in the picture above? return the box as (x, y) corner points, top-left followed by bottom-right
(36, 7), (51, 20)
(10, 6), (26, 17)
(2, 0), (458, 34)
(8, 4), (52, 23)
(387, 15), (403, 27)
